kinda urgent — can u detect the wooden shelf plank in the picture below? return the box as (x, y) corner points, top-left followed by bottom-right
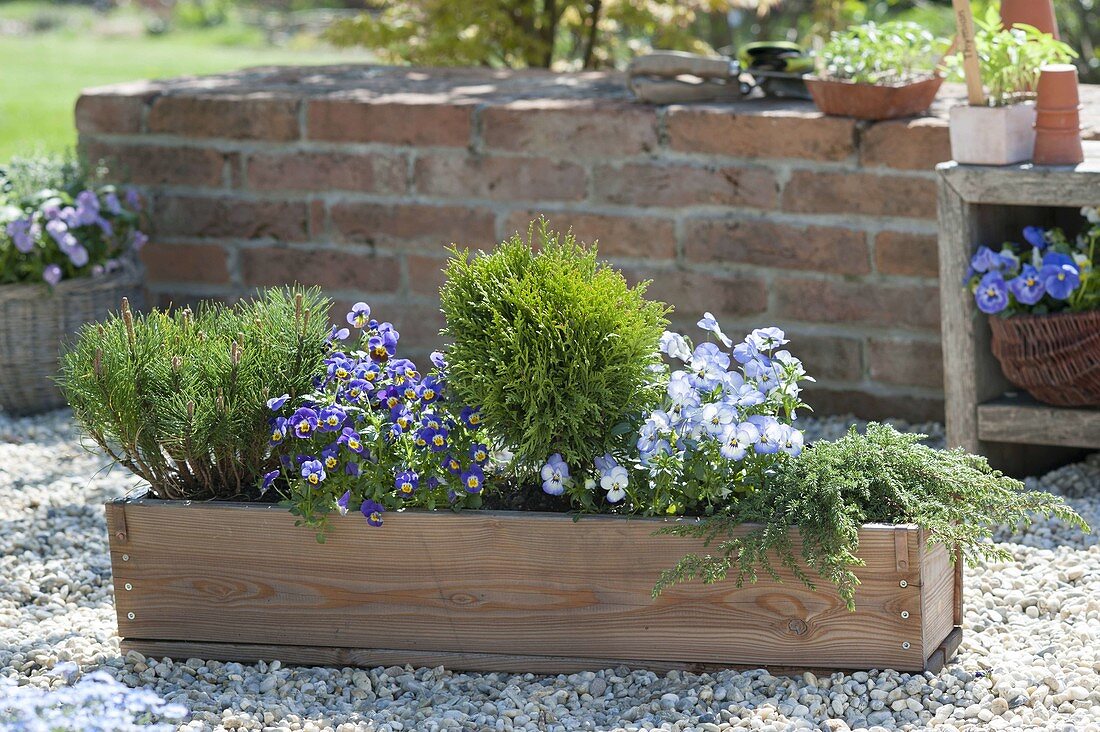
(977, 395), (1100, 449)
(938, 141), (1100, 207)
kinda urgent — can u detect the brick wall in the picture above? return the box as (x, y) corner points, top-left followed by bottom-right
(74, 67), (1100, 421)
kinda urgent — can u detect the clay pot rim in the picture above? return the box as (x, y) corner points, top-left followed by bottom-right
(804, 73), (941, 89)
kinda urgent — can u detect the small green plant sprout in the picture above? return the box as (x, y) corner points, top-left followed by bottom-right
(59, 287), (332, 501)
(654, 423), (1089, 610)
(953, 7), (1078, 106)
(816, 21), (949, 85)
(439, 218), (669, 492)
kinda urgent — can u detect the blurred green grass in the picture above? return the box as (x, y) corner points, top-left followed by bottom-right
(0, 4), (368, 160)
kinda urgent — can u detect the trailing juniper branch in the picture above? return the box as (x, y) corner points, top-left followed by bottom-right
(653, 423), (1089, 609)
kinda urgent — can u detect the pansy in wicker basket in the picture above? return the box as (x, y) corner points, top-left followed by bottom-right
(964, 207), (1099, 406)
(0, 156), (146, 415)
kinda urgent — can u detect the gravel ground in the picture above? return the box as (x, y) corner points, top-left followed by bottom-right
(1, 410), (1098, 732)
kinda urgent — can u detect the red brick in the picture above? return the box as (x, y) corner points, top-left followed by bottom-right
(148, 95), (300, 141)
(868, 338), (944, 389)
(307, 99), (472, 147)
(782, 171), (936, 219)
(619, 267), (768, 317)
(683, 218), (870, 275)
(803, 385), (944, 422)
(666, 106), (857, 161)
(407, 254), (449, 296)
(414, 153), (585, 202)
(330, 202), (496, 248)
(240, 247), (400, 291)
(874, 230), (939, 278)
(774, 277), (941, 330)
(83, 142), (227, 187)
(389, 302), (447, 346)
(155, 196), (308, 241)
(860, 118), (950, 171)
(502, 210), (675, 259)
(140, 242), (230, 284)
(482, 102), (658, 158)
(75, 92), (150, 135)
(245, 151), (407, 193)
(784, 333), (865, 382)
(152, 290), (233, 311)
(592, 162), (778, 209)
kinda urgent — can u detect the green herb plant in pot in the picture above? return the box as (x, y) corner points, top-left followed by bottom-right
(948, 8), (1076, 165)
(807, 21), (949, 121)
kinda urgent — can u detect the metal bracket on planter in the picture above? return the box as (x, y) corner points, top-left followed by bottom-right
(627, 51), (748, 104)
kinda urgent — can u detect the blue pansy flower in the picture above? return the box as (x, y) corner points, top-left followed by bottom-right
(417, 376), (442, 403)
(301, 459), (326, 486)
(469, 442), (489, 464)
(319, 405), (347, 432)
(430, 351), (447, 370)
(327, 325), (350, 343)
(347, 302), (371, 329)
(7, 217), (36, 253)
(747, 327), (788, 352)
(345, 462), (360, 477)
(748, 416), (784, 455)
(361, 499), (385, 527)
(395, 469), (419, 498)
(779, 425), (805, 456)
(289, 407), (319, 438)
(975, 272), (1009, 314)
(260, 470), (279, 495)
(443, 453), (463, 474)
(719, 422), (758, 461)
(697, 311), (733, 348)
(338, 427), (364, 453)
(460, 406), (482, 428)
(659, 330), (692, 362)
(269, 417), (288, 445)
(540, 453), (569, 495)
(1023, 226), (1048, 250)
(267, 394), (290, 411)
(600, 465), (629, 503)
(336, 490), (351, 516)
(1040, 252), (1080, 300)
(1007, 264), (1046, 305)
(321, 444), (340, 471)
(461, 464), (485, 494)
(344, 379), (369, 403)
(426, 425), (450, 453)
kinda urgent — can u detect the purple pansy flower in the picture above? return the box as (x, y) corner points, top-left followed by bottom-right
(301, 459), (326, 486)
(540, 453), (569, 495)
(289, 407), (319, 438)
(336, 490), (351, 516)
(1022, 226), (1047, 250)
(1039, 252), (1080, 300)
(131, 231), (148, 251)
(395, 469), (419, 498)
(430, 350), (447, 370)
(347, 302), (371, 329)
(125, 188), (142, 211)
(7, 217), (36, 253)
(104, 192), (123, 215)
(318, 405), (347, 432)
(267, 394), (290, 411)
(66, 244), (89, 267)
(975, 272), (1009, 314)
(461, 464), (485, 494)
(338, 427), (364, 453)
(43, 264), (62, 286)
(361, 499), (385, 527)
(269, 417), (289, 445)
(1007, 264), (1046, 305)
(345, 462), (360, 477)
(260, 470), (279, 495)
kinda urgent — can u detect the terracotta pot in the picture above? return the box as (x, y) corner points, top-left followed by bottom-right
(949, 103), (1036, 165)
(1000, 0), (1059, 38)
(1033, 64), (1084, 165)
(804, 75), (943, 121)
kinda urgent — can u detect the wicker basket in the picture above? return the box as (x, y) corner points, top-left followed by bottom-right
(988, 310), (1100, 407)
(0, 262), (144, 416)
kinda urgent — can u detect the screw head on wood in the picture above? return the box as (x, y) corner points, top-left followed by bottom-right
(122, 554), (130, 562)
(902, 641), (911, 650)
(127, 612), (135, 620)
(899, 579), (908, 588)
(901, 610), (910, 619)
(124, 583), (133, 591)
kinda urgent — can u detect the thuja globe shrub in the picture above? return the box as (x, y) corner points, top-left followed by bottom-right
(440, 218), (670, 481)
(59, 287), (331, 501)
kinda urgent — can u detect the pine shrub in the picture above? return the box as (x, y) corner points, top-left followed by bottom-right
(439, 218), (670, 472)
(655, 423), (1089, 608)
(59, 287), (331, 500)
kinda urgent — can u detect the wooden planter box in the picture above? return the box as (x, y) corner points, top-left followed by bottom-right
(105, 495), (962, 673)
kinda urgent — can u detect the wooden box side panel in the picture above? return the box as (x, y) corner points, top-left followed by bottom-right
(918, 539), (956, 658)
(107, 502), (932, 671)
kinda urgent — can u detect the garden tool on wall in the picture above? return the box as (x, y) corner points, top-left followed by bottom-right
(628, 44), (813, 104)
(737, 41), (813, 100)
(627, 51), (748, 103)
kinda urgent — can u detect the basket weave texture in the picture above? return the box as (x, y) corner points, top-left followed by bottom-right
(989, 310), (1100, 407)
(0, 263), (144, 416)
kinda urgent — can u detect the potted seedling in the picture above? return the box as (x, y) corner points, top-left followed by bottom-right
(806, 21), (949, 120)
(948, 6), (1077, 165)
